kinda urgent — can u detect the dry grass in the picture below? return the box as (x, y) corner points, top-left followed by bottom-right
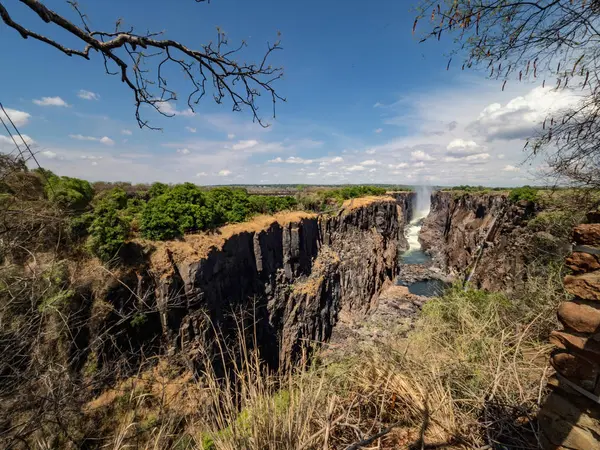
(94, 263), (565, 450)
(342, 195), (396, 211)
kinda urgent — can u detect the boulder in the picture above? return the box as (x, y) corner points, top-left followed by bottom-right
(573, 224), (600, 247)
(550, 331), (600, 364)
(551, 351), (598, 390)
(558, 301), (600, 334)
(567, 252), (600, 274)
(564, 272), (600, 301)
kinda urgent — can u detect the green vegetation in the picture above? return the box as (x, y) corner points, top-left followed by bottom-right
(1, 158), (394, 262)
(45, 174), (94, 211)
(87, 188), (132, 261)
(509, 185), (539, 203)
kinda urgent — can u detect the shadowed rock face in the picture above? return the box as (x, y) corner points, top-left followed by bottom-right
(96, 194), (414, 373)
(419, 191), (547, 291)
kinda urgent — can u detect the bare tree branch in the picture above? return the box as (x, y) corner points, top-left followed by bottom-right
(416, 0), (600, 188)
(0, 0), (284, 129)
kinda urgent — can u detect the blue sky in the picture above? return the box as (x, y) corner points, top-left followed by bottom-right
(0, 0), (579, 186)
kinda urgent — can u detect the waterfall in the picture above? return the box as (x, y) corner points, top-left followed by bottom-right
(402, 186), (432, 262)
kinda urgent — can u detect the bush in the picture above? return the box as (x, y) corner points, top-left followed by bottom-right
(148, 182), (169, 198)
(509, 185), (538, 203)
(87, 188), (131, 261)
(206, 187), (251, 224)
(248, 195), (298, 215)
(46, 175), (94, 210)
(140, 183), (213, 240)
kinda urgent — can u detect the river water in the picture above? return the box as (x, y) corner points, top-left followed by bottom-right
(397, 188), (448, 297)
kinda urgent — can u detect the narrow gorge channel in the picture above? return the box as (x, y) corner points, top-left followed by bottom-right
(397, 187), (449, 298)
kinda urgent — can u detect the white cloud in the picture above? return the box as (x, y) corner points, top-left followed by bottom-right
(185, 127), (197, 133)
(41, 150), (57, 159)
(33, 96), (69, 107)
(360, 159), (379, 166)
(0, 108), (30, 127)
(69, 134), (97, 141)
(446, 138), (481, 157)
(177, 148), (191, 155)
(373, 102), (383, 108)
(196, 172), (207, 177)
(365, 148), (376, 155)
(503, 165), (521, 172)
(413, 162), (425, 168)
(375, 128), (383, 133)
(0, 134), (35, 146)
(80, 155), (102, 160)
(99, 136), (114, 146)
(497, 154), (505, 159)
(218, 169), (232, 176)
(369, 168), (377, 173)
(232, 140), (259, 151)
(227, 133), (236, 139)
(467, 86), (580, 141)
(69, 134), (114, 146)
(156, 101), (195, 117)
(411, 150), (435, 161)
(346, 165), (366, 172)
(388, 163), (408, 169)
(285, 156), (314, 164)
(465, 153), (490, 161)
(331, 156), (344, 163)
(268, 157), (284, 163)
(121, 129), (132, 135)
(78, 90), (99, 101)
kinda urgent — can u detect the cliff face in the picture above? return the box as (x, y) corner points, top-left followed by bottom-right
(96, 194), (413, 372)
(420, 191), (540, 291)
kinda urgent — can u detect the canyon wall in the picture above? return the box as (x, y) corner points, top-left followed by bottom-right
(420, 191), (557, 290)
(94, 194), (414, 372)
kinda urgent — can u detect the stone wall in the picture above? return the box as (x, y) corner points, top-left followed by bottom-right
(539, 214), (600, 450)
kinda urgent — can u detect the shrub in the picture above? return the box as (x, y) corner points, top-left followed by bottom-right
(68, 212), (94, 241)
(46, 175), (94, 210)
(248, 195), (298, 215)
(87, 188), (131, 261)
(148, 182), (170, 198)
(206, 187), (251, 224)
(509, 185), (538, 203)
(140, 183), (213, 240)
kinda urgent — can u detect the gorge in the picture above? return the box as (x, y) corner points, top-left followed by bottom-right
(84, 188), (548, 374)
(3, 186), (586, 449)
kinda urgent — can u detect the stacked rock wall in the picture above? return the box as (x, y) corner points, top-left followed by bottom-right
(540, 216), (600, 449)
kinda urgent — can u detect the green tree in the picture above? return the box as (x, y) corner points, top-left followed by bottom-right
(140, 183), (213, 240)
(148, 182), (170, 199)
(206, 187), (252, 224)
(46, 176), (94, 211)
(87, 188), (131, 261)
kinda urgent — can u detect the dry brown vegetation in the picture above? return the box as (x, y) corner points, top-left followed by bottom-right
(8, 261), (561, 450)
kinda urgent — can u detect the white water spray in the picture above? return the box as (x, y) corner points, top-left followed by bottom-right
(405, 186), (432, 255)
